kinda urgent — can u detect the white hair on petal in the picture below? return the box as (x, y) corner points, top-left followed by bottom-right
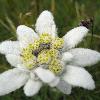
(49, 77), (60, 87)
(63, 65), (95, 90)
(17, 25), (38, 48)
(35, 67), (56, 83)
(24, 79), (42, 96)
(6, 54), (22, 67)
(69, 48), (100, 67)
(0, 41), (20, 55)
(35, 10), (57, 37)
(63, 26), (89, 50)
(56, 79), (72, 94)
(62, 52), (73, 63)
(0, 68), (29, 96)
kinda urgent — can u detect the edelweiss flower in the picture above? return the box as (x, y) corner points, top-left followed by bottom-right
(0, 10), (100, 96)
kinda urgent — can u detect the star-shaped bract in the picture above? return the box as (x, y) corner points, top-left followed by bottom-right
(0, 10), (100, 96)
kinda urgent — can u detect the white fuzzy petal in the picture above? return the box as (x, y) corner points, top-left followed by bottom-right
(62, 52), (73, 63)
(0, 41), (20, 55)
(35, 67), (56, 83)
(63, 26), (89, 50)
(63, 65), (95, 90)
(0, 68), (29, 96)
(6, 54), (22, 67)
(17, 64), (29, 72)
(49, 77), (60, 87)
(56, 79), (72, 94)
(35, 10), (57, 37)
(17, 25), (38, 48)
(24, 79), (42, 96)
(69, 48), (100, 67)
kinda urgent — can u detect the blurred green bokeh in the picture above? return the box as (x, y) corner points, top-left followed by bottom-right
(0, 0), (100, 100)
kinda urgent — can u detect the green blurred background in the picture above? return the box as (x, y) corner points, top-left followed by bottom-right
(0, 0), (100, 100)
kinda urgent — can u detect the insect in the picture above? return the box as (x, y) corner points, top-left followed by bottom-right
(79, 18), (94, 48)
(32, 43), (51, 57)
(39, 43), (51, 49)
(79, 18), (93, 29)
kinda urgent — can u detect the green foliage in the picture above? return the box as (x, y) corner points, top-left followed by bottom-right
(0, 0), (100, 100)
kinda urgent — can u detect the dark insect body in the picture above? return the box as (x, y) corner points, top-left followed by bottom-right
(32, 43), (51, 57)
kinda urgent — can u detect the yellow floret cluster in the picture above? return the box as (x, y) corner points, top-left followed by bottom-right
(21, 45), (36, 69)
(21, 33), (64, 74)
(39, 33), (52, 44)
(52, 37), (64, 49)
(21, 48), (34, 62)
(49, 59), (63, 75)
(37, 50), (51, 64)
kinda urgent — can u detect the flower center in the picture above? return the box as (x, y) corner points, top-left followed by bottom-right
(21, 33), (64, 75)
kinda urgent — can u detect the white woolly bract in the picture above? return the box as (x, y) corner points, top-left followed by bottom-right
(49, 77), (60, 87)
(35, 67), (56, 83)
(17, 25), (38, 48)
(0, 41), (20, 55)
(62, 52), (73, 63)
(63, 26), (88, 50)
(56, 79), (72, 94)
(35, 10), (57, 37)
(6, 54), (22, 67)
(69, 48), (100, 67)
(24, 79), (42, 96)
(63, 65), (95, 90)
(0, 68), (29, 96)
(17, 64), (30, 72)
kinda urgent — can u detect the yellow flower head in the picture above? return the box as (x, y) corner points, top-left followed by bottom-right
(21, 33), (64, 74)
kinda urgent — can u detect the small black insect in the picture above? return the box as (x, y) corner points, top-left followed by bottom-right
(39, 43), (51, 50)
(79, 18), (94, 49)
(32, 43), (51, 57)
(32, 50), (39, 57)
(79, 18), (93, 29)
